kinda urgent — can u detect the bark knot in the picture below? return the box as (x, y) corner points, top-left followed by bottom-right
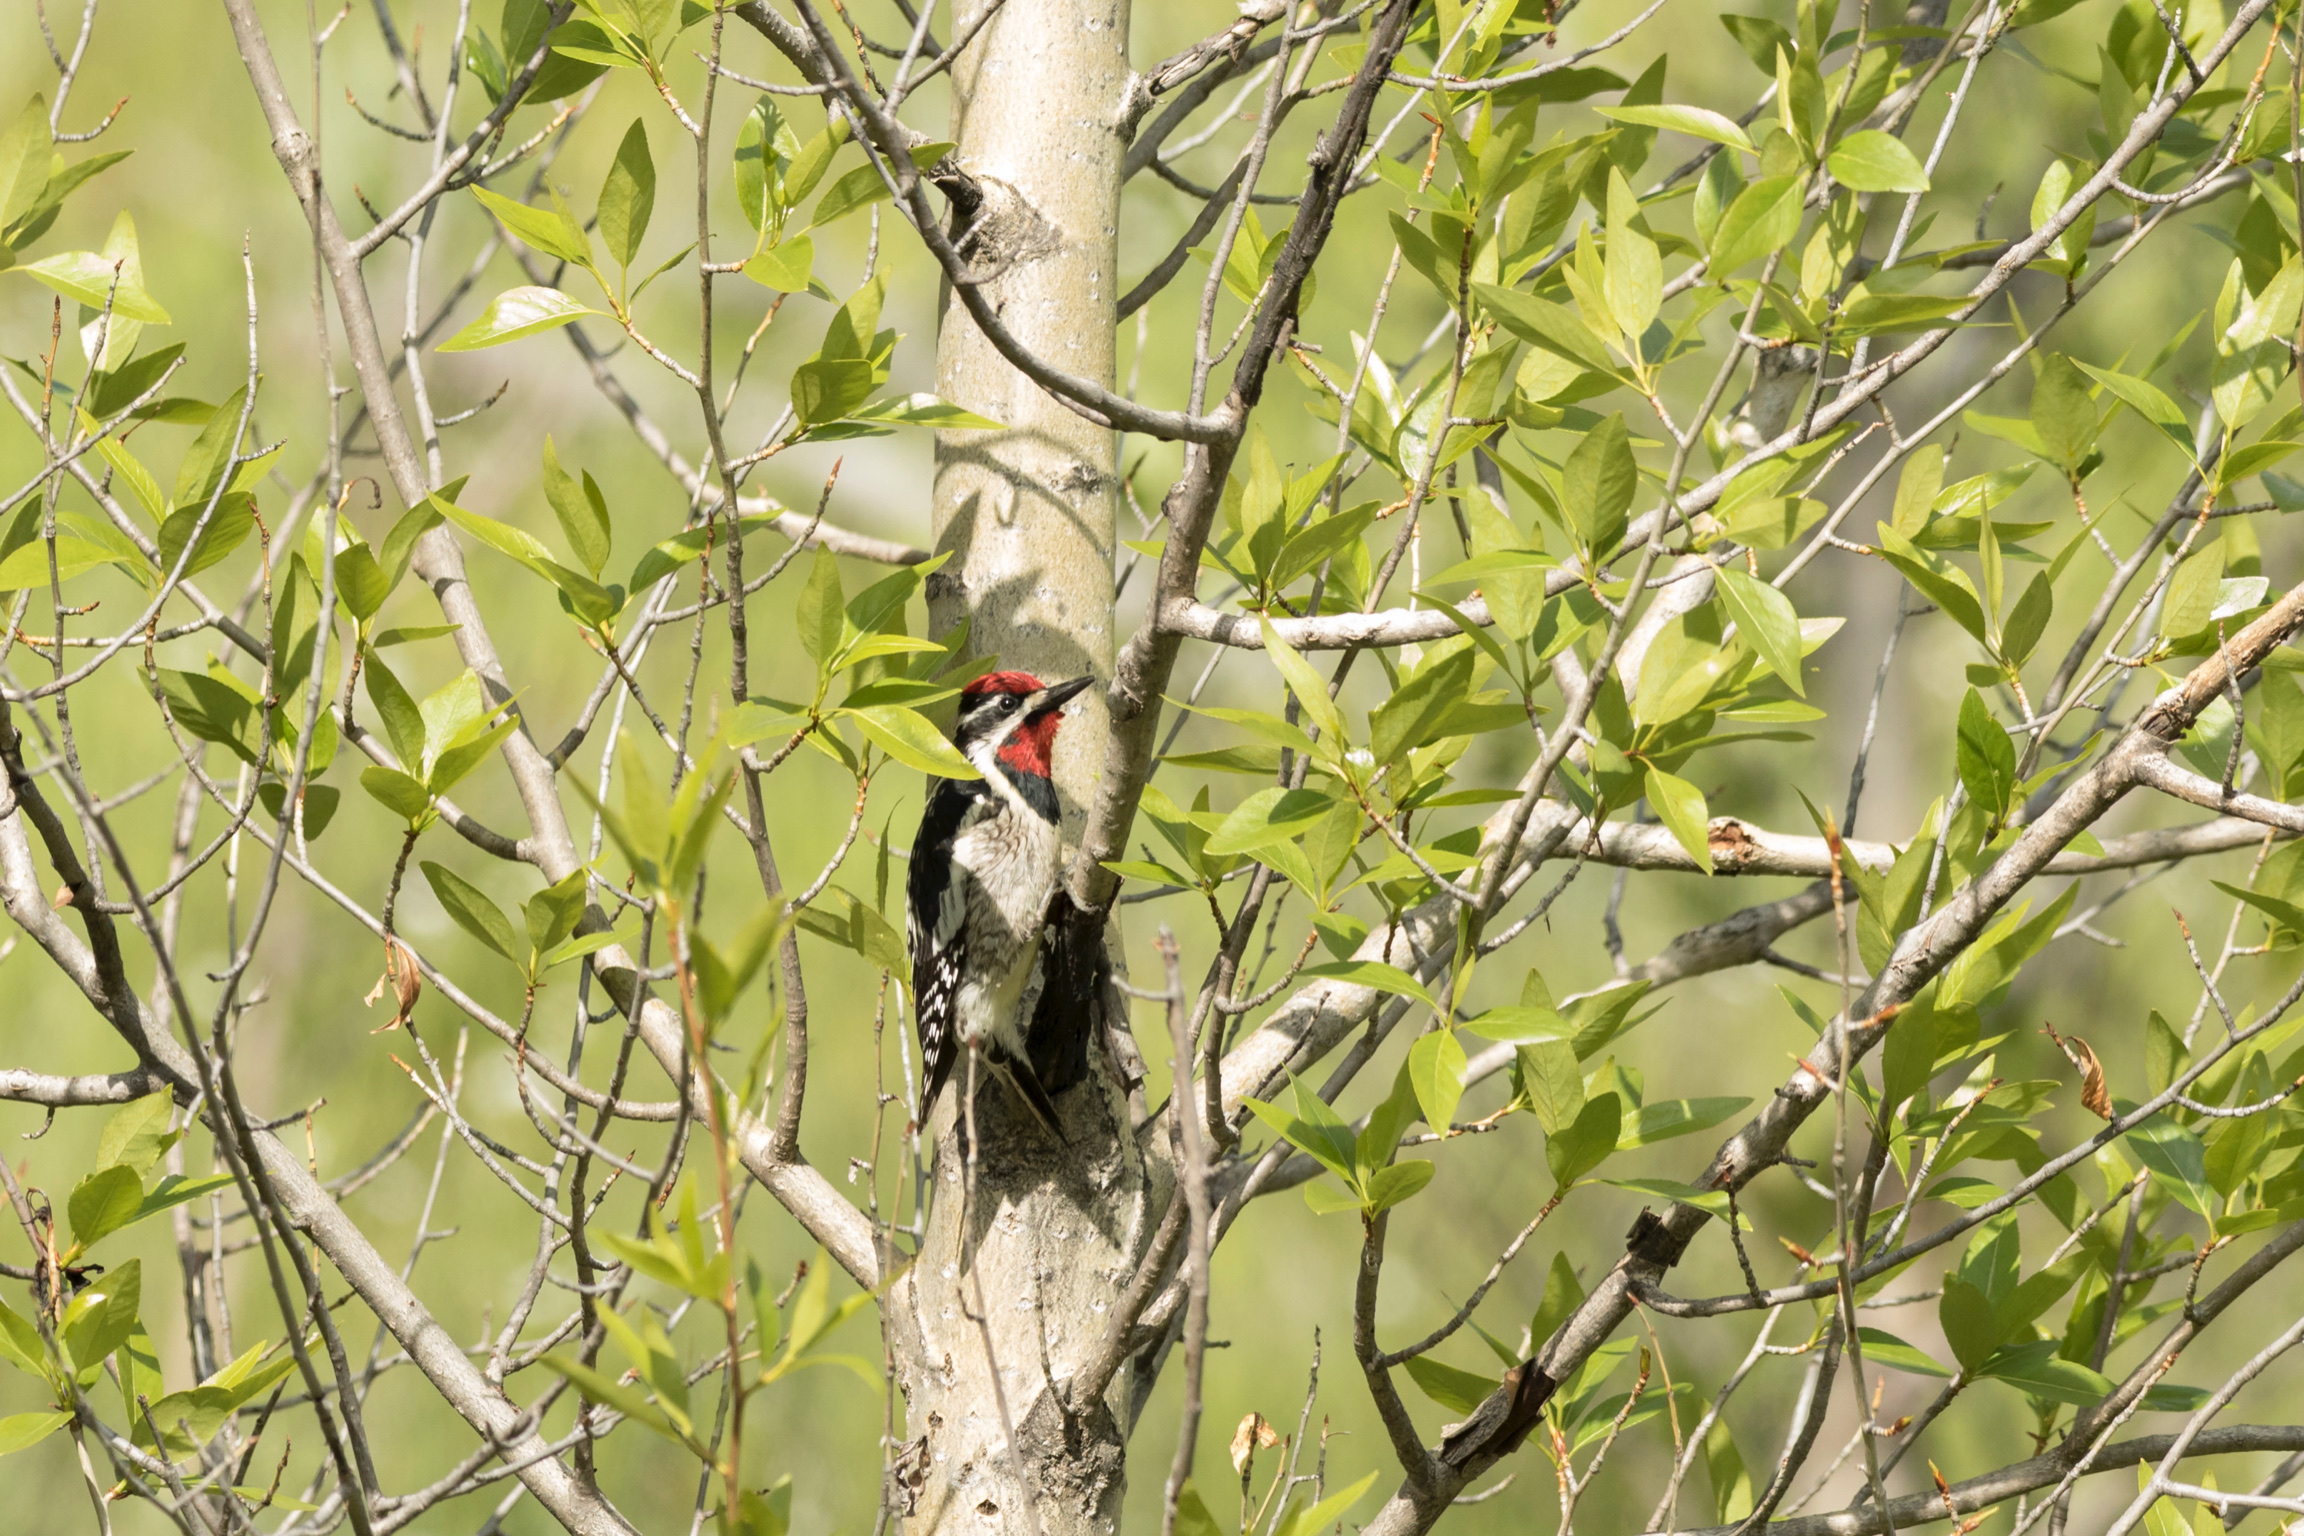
(950, 173), (1063, 281)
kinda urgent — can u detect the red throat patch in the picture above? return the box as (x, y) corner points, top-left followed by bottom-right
(997, 710), (1064, 777)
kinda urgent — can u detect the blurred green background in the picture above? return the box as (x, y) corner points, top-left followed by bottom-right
(3, 0), (2298, 1531)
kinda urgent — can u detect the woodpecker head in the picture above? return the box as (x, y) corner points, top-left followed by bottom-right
(953, 671), (1094, 779)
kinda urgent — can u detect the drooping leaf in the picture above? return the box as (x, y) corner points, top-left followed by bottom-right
(1644, 765), (1713, 873)
(1954, 688), (2015, 823)
(1715, 566), (1807, 696)
(541, 436), (612, 577)
(1560, 411), (1637, 555)
(1407, 1028), (1467, 1133)
(421, 861), (524, 966)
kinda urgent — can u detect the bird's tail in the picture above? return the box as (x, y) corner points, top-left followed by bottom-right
(985, 1041), (1068, 1144)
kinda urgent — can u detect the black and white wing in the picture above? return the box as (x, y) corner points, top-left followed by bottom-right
(906, 776), (983, 1116)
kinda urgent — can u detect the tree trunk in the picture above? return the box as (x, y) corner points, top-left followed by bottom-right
(892, 5), (1153, 1534)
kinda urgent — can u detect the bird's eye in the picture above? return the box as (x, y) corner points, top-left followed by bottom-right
(1001, 695), (1019, 712)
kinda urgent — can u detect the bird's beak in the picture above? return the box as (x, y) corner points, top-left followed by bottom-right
(1025, 675), (1095, 719)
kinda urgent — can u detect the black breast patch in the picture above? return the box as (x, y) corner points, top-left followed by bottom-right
(1001, 762), (1061, 824)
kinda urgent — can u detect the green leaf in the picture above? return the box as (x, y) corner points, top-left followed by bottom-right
(1463, 1005), (1573, 1044)
(1708, 174), (1804, 276)
(61, 1258), (139, 1374)
(362, 654), (428, 773)
(1938, 1275), (2000, 1371)
(1828, 130), (1930, 192)
(1561, 412), (1636, 555)
(1715, 567), (1806, 695)
(1955, 688), (2015, 822)
(2161, 538), (2225, 640)
(1891, 453), (1944, 537)
(623, 511), (776, 593)
(17, 249), (170, 323)
(157, 494), (256, 581)
(1546, 1090), (1621, 1191)
(2030, 353), (2096, 468)
(1706, 1417), (1754, 1523)
(791, 357), (876, 425)
(2120, 1108), (2216, 1217)
(1857, 1328), (1952, 1377)
(421, 861), (524, 966)
(2074, 360), (2195, 460)
(360, 765), (433, 823)
(1203, 787), (1336, 857)
(0, 1298), (43, 1376)
(1603, 168), (1660, 338)
(470, 184), (592, 266)
(153, 669), (260, 764)
(1979, 1340), (2114, 1406)
(2002, 571), (2053, 668)
(0, 1412), (72, 1457)
(1172, 1484), (1224, 1536)
(1402, 1356), (1501, 1414)
(796, 546), (844, 669)
(1600, 1176), (1739, 1223)
(843, 391), (1004, 431)
(428, 715), (519, 798)
(1273, 1473), (1378, 1536)
(96, 1092), (176, 1181)
(1257, 616), (1348, 748)
(434, 498), (616, 626)
(438, 286), (598, 350)
(1644, 765), (1713, 873)
(783, 118), (847, 206)
(744, 234), (815, 293)
(808, 161), (891, 229)
(793, 885), (909, 981)
(1364, 1158), (1436, 1213)
(597, 118), (656, 269)
(541, 437), (611, 577)
(172, 385), (248, 508)
(1517, 1039), (1585, 1134)
(1619, 1095), (1749, 1148)
(1595, 103), (1754, 152)
(68, 1164), (143, 1250)
(1876, 526), (1987, 645)
(1250, 1081), (1360, 1183)
(1408, 1029), (1467, 1132)
(843, 704), (979, 779)
(0, 95), (47, 230)
(1472, 282), (1627, 382)
(135, 1173), (236, 1226)
(731, 93), (786, 230)
(1299, 961), (1440, 1012)
(535, 1354), (694, 1448)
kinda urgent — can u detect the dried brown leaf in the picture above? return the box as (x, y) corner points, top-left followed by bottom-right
(2044, 1021), (2112, 1120)
(1228, 1411), (1277, 1475)
(2070, 1036), (2111, 1120)
(365, 937), (421, 1032)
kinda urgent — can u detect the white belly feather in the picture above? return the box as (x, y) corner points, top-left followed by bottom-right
(948, 799), (1060, 1052)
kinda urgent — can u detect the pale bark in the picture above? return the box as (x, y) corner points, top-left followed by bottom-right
(896, 6), (1154, 1534)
